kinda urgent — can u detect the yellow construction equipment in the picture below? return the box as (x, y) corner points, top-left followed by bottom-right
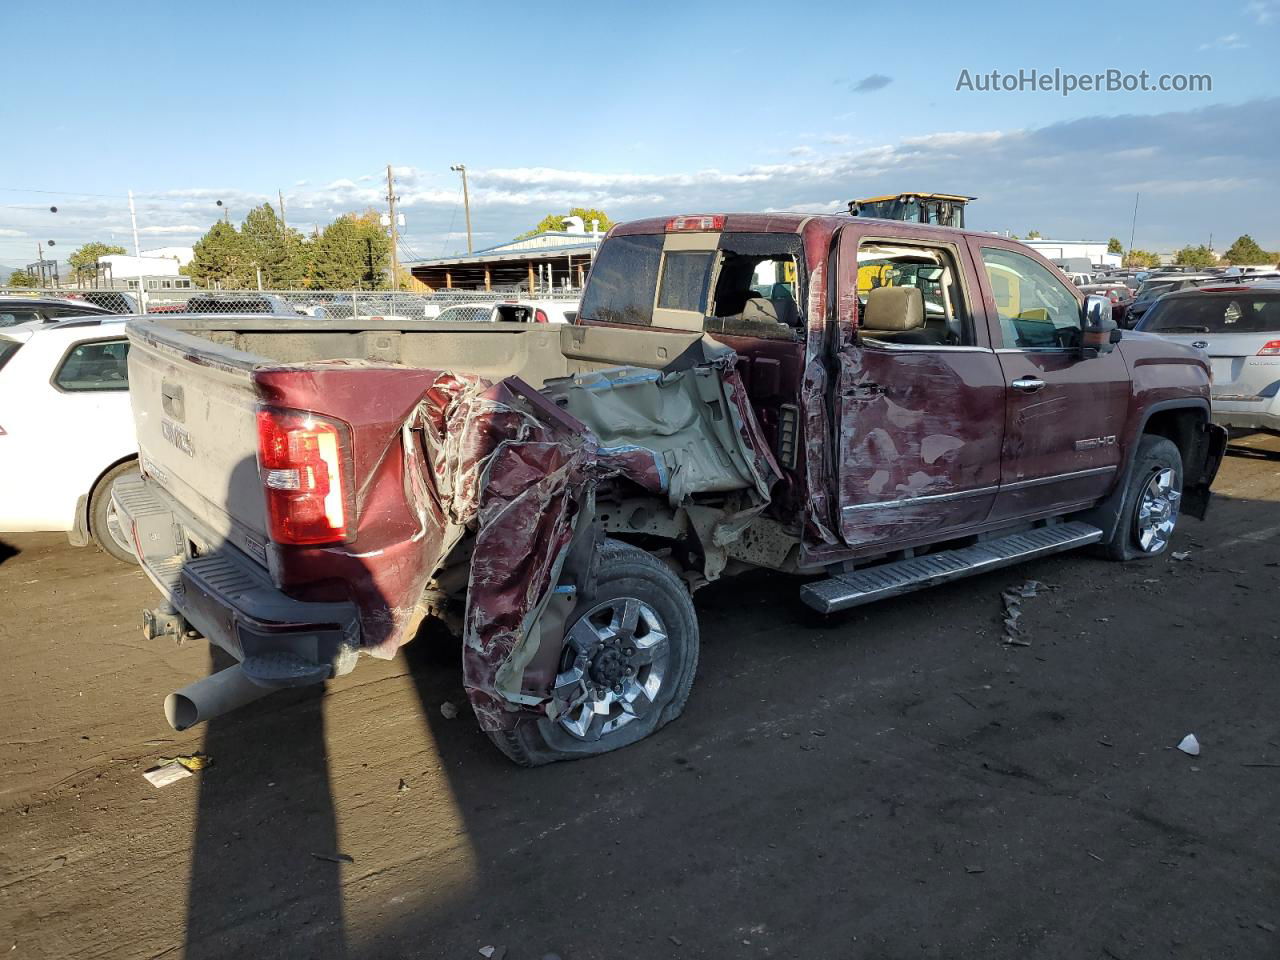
(848, 193), (975, 228)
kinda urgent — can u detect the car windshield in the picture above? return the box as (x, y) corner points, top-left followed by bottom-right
(1136, 280), (1177, 300)
(1140, 295), (1280, 334)
(0, 309), (38, 328)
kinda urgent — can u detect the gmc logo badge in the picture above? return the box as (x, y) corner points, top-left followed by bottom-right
(160, 419), (195, 457)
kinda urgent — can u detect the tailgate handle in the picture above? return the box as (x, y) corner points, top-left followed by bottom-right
(161, 382), (185, 421)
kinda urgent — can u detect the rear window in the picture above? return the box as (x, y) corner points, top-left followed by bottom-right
(1140, 295), (1280, 334)
(579, 234), (663, 326)
(657, 251), (714, 313)
(53, 339), (130, 391)
(0, 338), (21, 372)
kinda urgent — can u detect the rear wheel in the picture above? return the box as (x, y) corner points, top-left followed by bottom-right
(488, 539), (699, 766)
(1102, 436), (1183, 561)
(90, 461), (140, 565)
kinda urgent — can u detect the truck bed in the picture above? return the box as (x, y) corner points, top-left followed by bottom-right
(121, 313), (775, 727)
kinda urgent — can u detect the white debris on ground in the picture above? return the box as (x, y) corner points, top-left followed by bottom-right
(1178, 733), (1201, 756)
(1000, 580), (1044, 646)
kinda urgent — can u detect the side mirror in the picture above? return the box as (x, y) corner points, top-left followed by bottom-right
(1082, 294), (1118, 355)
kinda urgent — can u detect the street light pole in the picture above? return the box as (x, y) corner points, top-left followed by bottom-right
(450, 164), (473, 254)
(386, 164), (400, 292)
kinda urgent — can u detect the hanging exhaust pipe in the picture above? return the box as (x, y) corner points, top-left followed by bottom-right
(165, 663), (274, 731)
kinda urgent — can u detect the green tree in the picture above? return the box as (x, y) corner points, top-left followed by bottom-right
(1173, 245), (1217, 268)
(240, 203), (307, 288)
(1124, 249), (1161, 269)
(1223, 234), (1270, 265)
(68, 242), (127, 281)
(1026, 229), (1042, 240)
(187, 220), (255, 288)
(1107, 237), (1124, 255)
(7, 268), (38, 287)
(516, 207), (614, 240)
(308, 212), (390, 290)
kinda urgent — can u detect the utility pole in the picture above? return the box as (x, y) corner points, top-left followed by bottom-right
(451, 163), (473, 253)
(36, 241), (43, 286)
(1127, 192), (1140, 261)
(385, 164), (400, 292)
(278, 189), (288, 232)
(128, 189), (141, 257)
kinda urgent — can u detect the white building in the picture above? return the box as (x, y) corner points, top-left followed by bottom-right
(1023, 240), (1121, 270)
(98, 245), (194, 279)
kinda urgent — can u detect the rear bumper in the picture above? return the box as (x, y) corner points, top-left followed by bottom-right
(1210, 402), (1280, 434)
(112, 476), (360, 688)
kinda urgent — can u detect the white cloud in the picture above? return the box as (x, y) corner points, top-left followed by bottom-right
(1199, 33), (1247, 49)
(1245, 0), (1277, 24)
(0, 228), (26, 237)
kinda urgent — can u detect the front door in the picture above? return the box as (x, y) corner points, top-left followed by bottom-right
(835, 227), (1006, 548)
(969, 241), (1131, 520)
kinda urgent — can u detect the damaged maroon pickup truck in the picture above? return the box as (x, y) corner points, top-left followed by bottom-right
(116, 214), (1227, 765)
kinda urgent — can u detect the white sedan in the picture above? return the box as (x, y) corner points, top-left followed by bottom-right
(0, 316), (139, 562)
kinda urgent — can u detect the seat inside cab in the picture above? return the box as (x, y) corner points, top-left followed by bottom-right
(856, 242), (970, 346)
(706, 250), (803, 340)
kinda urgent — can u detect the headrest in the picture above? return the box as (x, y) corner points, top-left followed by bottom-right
(741, 297), (781, 325)
(862, 286), (924, 332)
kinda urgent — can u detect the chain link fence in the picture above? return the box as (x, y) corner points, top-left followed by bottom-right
(0, 286), (581, 320)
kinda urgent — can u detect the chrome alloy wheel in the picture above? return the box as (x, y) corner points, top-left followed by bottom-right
(1136, 467), (1180, 553)
(552, 597), (670, 741)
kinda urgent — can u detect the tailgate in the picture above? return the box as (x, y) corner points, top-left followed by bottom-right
(126, 320), (271, 563)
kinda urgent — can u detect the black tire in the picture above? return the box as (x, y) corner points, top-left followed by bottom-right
(90, 461), (140, 565)
(488, 538), (699, 767)
(1101, 435), (1183, 561)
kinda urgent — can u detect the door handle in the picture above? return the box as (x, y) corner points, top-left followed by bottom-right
(1010, 377), (1046, 394)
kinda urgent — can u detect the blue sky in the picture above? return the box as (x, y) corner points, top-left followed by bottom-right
(1, 0), (1277, 265)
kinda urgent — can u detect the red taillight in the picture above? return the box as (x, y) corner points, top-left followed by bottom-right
(256, 408), (352, 545)
(535, 308), (549, 324)
(1258, 340), (1280, 356)
(665, 214), (724, 232)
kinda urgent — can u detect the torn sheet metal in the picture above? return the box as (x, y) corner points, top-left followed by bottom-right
(374, 338), (779, 731)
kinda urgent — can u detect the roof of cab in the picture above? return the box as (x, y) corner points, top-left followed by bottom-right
(611, 212), (973, 241)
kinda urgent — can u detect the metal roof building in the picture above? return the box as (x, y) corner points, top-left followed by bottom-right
(406, 231), (602, 292)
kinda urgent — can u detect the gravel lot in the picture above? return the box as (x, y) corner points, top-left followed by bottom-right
(2, 435), (1278, 960)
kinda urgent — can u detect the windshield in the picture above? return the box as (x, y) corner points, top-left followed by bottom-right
(1135, 280), (1177, 300)
(1140, 295), (1280, 334)
(0, 309), (38, 328)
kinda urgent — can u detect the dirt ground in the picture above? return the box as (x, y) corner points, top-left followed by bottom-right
(2, 435), (1278, 960)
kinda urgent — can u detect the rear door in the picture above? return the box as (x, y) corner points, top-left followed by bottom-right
(969, 240), (1131, 521)
(833, 225), (1006, 548)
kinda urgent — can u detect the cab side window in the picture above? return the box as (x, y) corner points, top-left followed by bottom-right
(856, 241), (974, 346)
(706, 249), (803, 341)
(980, 247), (1082, 350)
(53, 339), (130, 391)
